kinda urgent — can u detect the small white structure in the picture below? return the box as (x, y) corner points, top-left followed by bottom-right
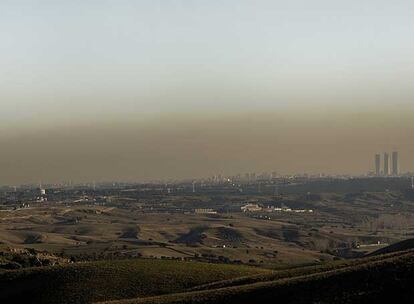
(194, 208), (217, 214)
(36, 197), (47, 203)
(241, 203), (262, 212)
(265, 206), (313, 213)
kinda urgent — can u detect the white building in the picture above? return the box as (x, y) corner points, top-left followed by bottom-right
(241, 203), (262, 212)
(194, 208), (217, 214)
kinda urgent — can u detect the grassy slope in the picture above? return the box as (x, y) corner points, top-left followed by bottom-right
(0, 259), (268, 304)
(102, 251), (414, 304)
(188, 250), (410, 291)
(368, 238), (414, 256)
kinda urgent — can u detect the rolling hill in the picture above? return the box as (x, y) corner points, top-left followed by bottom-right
(368, 238), (414, 256)
(0, 259), (268, 304)
(1, 250), (413, 304)
(100, 250), (414, 304)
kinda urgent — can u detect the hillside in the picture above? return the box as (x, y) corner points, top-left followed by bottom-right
(0, 258), (268, 304)
(368, 238), (414, 256)
(1, 249), (413, 304)
(100, 251), (414, 304)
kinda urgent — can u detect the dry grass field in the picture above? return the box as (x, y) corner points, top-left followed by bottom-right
(1, 190), (414, 267)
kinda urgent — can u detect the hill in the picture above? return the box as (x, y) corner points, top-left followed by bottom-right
(1, 248), (413, 304)
(0, 258), (268, 304)
(367, 238), (414, 256)
(100, 250), (414, 304)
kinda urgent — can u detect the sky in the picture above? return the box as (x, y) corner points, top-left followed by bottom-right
(1, 1), (414, 184)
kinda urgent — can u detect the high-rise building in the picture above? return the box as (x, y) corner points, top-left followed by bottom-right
(375, 154), (381, 176)
(250, 172), (256, 181)
(383, 152), (390, 176)
(392, 151), (399, 176)
(244, 173), (250, 182)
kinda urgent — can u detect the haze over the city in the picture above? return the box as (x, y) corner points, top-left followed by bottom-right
(1, 0), (414, 184)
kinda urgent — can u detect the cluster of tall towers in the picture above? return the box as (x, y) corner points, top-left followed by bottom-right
(375, 151), (399, 176)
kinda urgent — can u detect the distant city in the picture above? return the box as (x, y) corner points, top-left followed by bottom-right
(0, 152), (411, 191)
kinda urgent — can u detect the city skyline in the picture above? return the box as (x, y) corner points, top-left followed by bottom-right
(2, 151), (410, 187)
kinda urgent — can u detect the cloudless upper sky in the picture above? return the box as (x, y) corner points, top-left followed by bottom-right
(1, 1), (414, 183)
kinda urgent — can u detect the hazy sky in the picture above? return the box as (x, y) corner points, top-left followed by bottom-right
(1, 1), (414, 184)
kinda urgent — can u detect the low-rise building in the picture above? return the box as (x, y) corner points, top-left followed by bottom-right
(241, 203), (262, 212)
(194, 208), (217, 214)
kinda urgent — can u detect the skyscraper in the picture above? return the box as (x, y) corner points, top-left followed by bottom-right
(383, 152), (390, 176)
(392, 151), (399, 176)
(375, 154), (381, 176)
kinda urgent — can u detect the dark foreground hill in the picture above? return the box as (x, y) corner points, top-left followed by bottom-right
(368, 238), (414, 256)
(101, 251), (414, 304)
(0, 259), (268, 304)
(1, 251), (413, 304)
